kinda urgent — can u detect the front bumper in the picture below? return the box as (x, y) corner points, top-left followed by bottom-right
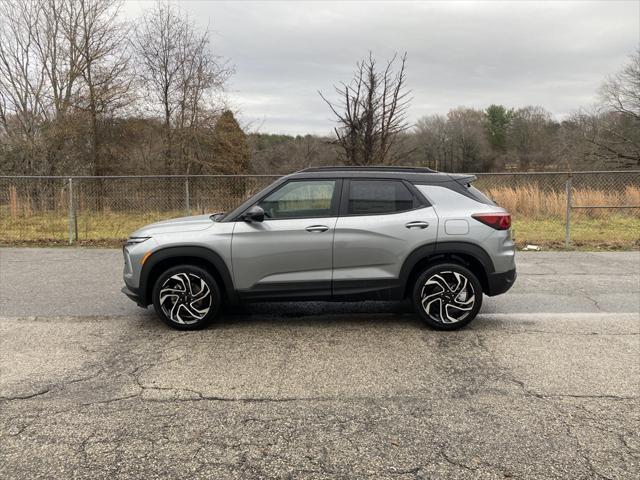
(485, 268), (517, 296)
(121, 286), (147, 308)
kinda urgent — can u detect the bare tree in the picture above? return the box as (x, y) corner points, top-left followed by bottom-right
(248, 133), (339, 174)
(132, 0), (231, 173)
(133, 1), (183, 172)
(600, 49), (640, 121)
(174, 30), (229, 174)
(30, 0), (83, 121)
(319, 52), (411, 165)
(0, 0), (85, 173)
(570, 50), (640, 168)
(0, 0), (48, 173)
(72, 0), (132, 175)
(415, 115), (449, 170)
(25, 0), (90, 174)
(445, 107), (491, 172)
(507, 106), (557, 170)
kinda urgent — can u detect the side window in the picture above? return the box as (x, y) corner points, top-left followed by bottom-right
(347, 180), (415, 215)
(258, 180), (336, 219)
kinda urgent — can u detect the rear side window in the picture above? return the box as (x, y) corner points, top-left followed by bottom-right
(467, 184), (496, 206)
(347, 180), (415, 215)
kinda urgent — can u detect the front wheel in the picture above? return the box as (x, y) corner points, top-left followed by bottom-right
(412, 263), (483, 330)
(152, 265), (221, 330)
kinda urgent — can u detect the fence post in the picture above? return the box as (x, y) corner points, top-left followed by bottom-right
(564, 173), (572, 249)
(67, 177), (76, 245)
(185, 176), (190, 214)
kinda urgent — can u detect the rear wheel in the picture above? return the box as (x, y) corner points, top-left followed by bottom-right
(152, 265), (221, 330)
(412, 263), (483, 330)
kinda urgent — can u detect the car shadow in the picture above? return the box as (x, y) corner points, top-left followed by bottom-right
(133, 299), (428, 329)
(213, 299), (424, 328)
(134, 300), (505, 332)
(222, 299), (413, 316)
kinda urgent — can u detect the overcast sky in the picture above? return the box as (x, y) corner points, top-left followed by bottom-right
(123, 0), (639, 135)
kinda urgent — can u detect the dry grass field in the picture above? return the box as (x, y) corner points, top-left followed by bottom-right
(1, 185), (639, 249)
(486, 185), (640, 218)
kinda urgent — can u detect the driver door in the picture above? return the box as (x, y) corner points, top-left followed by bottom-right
(231, 179), (341, 300)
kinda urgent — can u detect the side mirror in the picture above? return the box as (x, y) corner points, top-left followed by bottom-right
(241, 205), (265, 223)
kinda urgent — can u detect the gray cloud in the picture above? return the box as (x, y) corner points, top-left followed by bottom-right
(124, 0), (639, 134)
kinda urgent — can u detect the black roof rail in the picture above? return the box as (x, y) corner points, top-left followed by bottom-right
(300, 165), (438, 173)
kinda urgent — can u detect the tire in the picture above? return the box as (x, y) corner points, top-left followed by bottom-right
(152, 265), (221, 330)
(412, 262), (483, 330)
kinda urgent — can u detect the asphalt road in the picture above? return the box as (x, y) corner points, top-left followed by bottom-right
(0, 249), (639, 479)
(1, 249), (639, 316)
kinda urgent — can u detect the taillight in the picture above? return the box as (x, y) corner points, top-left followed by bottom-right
(472, 213), (511, 230)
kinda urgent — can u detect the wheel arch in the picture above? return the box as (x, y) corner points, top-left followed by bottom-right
(139, 246), (237, 306)
(401, 242), (494, 298)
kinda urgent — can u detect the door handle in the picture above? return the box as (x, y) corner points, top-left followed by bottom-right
(306, 225), (329, 233)
(405, 221), (429, 229)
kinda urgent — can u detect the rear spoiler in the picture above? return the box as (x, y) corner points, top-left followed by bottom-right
(449, 174), (477, 185)
(449, 174), (496, 205)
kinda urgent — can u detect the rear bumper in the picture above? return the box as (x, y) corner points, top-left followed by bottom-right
(485, 268), (516, 296)
(121, 286), (147, 308)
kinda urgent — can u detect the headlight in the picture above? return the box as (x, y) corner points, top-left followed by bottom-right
(124, 236), (150, 247)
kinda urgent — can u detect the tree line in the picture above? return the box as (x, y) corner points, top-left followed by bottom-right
(0, 0), (637, 177)
(302, 48), (639, 173)
(0, 0), (248, 177)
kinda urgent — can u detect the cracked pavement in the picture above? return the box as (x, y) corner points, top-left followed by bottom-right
(0, 249), (639, 479)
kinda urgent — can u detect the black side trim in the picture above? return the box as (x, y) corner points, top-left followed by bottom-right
(239, 279), (404, 302)
(238, 281), (331, 301)
(138, 246), (236, 306)
(332, 278), (403, 301)
(398, 242), (439, 288)
(398, 241), (495, 295)
(486, 268), (517, 296)
(121, 286), (145, 308)
(432, 242), (495, 274)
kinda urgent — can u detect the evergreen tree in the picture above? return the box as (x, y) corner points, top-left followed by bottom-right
(213, 110), (251, 174)
(485, 105), (512, 153)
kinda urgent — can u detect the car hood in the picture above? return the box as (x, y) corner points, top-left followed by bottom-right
(131, 214), (215, 236)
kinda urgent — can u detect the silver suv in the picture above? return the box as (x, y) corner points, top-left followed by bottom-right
(122, 167), (516, 330)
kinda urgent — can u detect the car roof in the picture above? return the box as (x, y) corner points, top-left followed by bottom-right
(301, 166), (438, 173)
(288, 166), (471, 184)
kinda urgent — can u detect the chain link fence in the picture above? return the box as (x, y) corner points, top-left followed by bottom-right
(476, 171), (640, 248)
(1, 171), (639, 248)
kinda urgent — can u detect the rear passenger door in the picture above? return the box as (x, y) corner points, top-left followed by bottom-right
(332, 179), (439, 294)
